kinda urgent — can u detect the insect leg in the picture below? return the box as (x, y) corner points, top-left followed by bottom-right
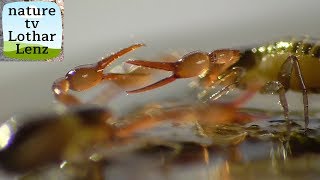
(261, 81), (289, 125)
(127, 76), (176, 93)
(277, 55), (309, 130)
(198, 67), (245, 102)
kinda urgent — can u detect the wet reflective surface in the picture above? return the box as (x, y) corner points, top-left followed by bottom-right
(0, 102), (320, 179)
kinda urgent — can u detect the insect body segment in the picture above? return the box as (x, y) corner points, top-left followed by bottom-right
(239, 40), (320, 90)
(51, 41), (318, 131)
(126, 50), (240, 93)
(233, 39), (320, 130)
(123, 40), (319, 130)
(52, 44), (145, 105)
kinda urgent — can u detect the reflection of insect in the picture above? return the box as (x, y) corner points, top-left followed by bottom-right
(52, 44), (148, 105)
(125, 39), (320, 130)
(0, 89), (255, 173)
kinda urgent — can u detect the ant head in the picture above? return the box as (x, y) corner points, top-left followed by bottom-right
(209, 49), (240, 66)
(175, 52), (211, 78)
(65, 64), (104, 91)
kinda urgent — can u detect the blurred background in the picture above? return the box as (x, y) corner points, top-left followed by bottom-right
(0, 0), (320, 122)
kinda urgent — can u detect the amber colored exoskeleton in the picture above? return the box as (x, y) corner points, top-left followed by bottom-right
(52, 44), (146, 105)
(125, 49), (240, 93)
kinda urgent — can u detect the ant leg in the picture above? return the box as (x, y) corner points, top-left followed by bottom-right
(261, 81), (290, 129)
(103, 72), (153, 91)
(96, 44), (145, 70)
(125, 60), (177, 93)
(127, 76), (176, 93)
(198, 67), (244, 102)
(278, 55), (309, 130)
(52, 78), (82, 105)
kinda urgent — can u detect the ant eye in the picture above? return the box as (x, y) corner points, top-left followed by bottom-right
(208, 53), (216, 61)
(67, 69), (76, 76)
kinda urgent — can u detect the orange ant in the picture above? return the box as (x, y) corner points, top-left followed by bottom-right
(125, 49), (240, 93)
(0, 89), (255, 173)
(52, 44), (147, 105)
(125, 39), (319, 130)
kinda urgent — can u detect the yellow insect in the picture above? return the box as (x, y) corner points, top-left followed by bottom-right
(123, 39), (320, 130)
